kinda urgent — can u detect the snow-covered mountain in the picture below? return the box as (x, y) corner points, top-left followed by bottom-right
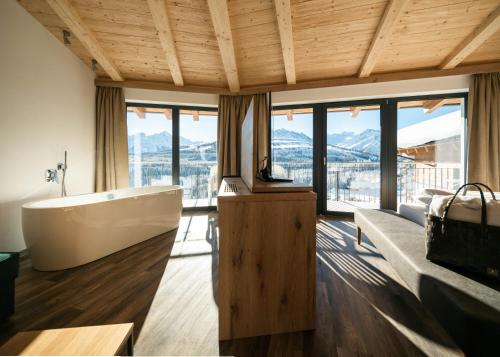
(272, 128), (380, 162)
(327, 129), (380, 155)
(272, 128), (312, 148)
(128, 131), (196, 153)
(129, 128), (381, 163)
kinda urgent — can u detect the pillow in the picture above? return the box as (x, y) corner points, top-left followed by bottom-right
(398, 203), (427, 227)
(422, 188), (454, 196)
(415, 194), (433, 206)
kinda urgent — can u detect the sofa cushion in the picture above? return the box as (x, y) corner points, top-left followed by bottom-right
(354, 209), (500, 355)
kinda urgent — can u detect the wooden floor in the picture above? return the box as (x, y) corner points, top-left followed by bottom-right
(0, 212), (462, 356)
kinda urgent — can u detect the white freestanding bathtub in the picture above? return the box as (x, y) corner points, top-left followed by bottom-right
(22, 185), (183, 271)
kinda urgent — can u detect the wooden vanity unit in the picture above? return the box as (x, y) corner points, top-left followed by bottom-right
(218, 177), (316, 340)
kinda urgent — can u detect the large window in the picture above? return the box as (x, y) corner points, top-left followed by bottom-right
(326, 105), (381, 212)
(397, 98), (465, 203)
(271, 107), (313, 185)
(179, 110), (218, 208)
(127, 107), (173, 188)
(271, 93), (467, 215)
(127, 105), (218, 208)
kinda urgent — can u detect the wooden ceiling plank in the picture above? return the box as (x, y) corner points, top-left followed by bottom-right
(45, 0), (123, 81)
(207, 0), (240, 92)
(146, 0), (184, 86)
(273, 0), (296, 84)
(440, 5), (500, 70)
(358, 0), (409, 78)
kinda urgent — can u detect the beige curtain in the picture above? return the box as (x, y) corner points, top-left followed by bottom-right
(467, 73), (500, 191)
(95, 86), (129, 192)
(254, 93), (270, 172)
(217, 95), (253, 186)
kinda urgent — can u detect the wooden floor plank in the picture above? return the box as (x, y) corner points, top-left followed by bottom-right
(0, 213), (462, 356)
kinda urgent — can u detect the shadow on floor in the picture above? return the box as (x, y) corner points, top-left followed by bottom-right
(0, 228), (176, 347)
(219, 219), (462, 357)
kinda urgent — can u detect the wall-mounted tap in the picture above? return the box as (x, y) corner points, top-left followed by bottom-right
(45, 169), (58, 183)
(60, 151), (68, 197)
(45, 151), (68, 197)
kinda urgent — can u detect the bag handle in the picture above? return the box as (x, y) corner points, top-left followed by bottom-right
(464, 182), (497, 200)
(442, 183), (489, 237)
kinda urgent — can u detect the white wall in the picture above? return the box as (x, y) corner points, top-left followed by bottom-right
(272, 75), (469, 105)
(0, 0), (96, 251)
(124, 75), (469, 107)
(125, 87), (218, 107)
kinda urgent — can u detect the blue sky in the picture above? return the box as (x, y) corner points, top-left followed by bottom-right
(272, 104), (461, 138)
(128, 104), (462, 141)
(127, 112), (217, 142)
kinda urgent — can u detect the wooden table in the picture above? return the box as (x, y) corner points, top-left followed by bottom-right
(0, 323), (134, 356)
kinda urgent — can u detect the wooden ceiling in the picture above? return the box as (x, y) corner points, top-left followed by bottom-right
(18, 0), (500, 94)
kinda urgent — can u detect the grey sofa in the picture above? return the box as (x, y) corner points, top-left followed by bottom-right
(354, 209), (500, 356)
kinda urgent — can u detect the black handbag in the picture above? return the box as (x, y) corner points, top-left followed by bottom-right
(426, 182), (500, 280)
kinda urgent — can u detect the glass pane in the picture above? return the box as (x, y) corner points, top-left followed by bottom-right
(271, 108), (313, 185)
(179, 110), (218, 208)
(127, 107), (173, 187)
(397, 98), (465, 204)
(326, 106), (381, 212)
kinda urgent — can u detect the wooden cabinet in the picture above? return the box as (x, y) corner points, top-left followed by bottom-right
(218, 177), (316, 340)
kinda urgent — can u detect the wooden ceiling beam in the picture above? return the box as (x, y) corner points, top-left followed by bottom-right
(164, 109), (172, 120)
(96, 62), (500, 95)
(132, 107), (145, 118)
(358, 0), (409, 78)
(273, 0), (296, 84)
(45, 0), (123, 81)
(440, 5), (500, 69)
(146, 0), (184, 86)
(207, 0), (240, 92)
(422, 99), (447, 114)
(350, 107), (361, 118)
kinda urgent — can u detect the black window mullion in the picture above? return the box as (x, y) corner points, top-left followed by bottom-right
(313, 103), (326, 214)
(380, 100), (398, 210)
(172, 107), (180, 185)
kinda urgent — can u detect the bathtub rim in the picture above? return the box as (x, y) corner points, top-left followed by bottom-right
(22, 185), (184, 210)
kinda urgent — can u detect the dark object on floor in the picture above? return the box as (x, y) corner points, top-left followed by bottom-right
(426, 183), (500, 281)
(0, 252), (20, 323)
(355, 208), (500, 356)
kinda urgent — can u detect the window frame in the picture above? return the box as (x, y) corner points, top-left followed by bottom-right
(271, 92), (468, 216)
(126, 102), (218, 211)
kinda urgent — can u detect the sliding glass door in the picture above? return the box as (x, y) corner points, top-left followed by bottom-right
(271, 107), (313, 185)
(397, 98), (466, 203)
(126, 104), (218, 209)
(179, 110), (218, 208)
(271, 93), (467, 215)
(127, 107), (173, 188)
(325, 105), (381, 213)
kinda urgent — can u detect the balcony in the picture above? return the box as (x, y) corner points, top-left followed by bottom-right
(272, 161), (462, 213)
(129, 161), (218, 208)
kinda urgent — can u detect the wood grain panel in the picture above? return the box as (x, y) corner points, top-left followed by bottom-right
(218, 178), (316, 339)
(292, 0), (387, 81)
(165, 0), (228, 87)
(463, 30), (500, 65)
(229, 0), (285, 87)
(0, 324), (133, 356)
(17, 0), (500, 90)
(374, 0), (500, 73)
